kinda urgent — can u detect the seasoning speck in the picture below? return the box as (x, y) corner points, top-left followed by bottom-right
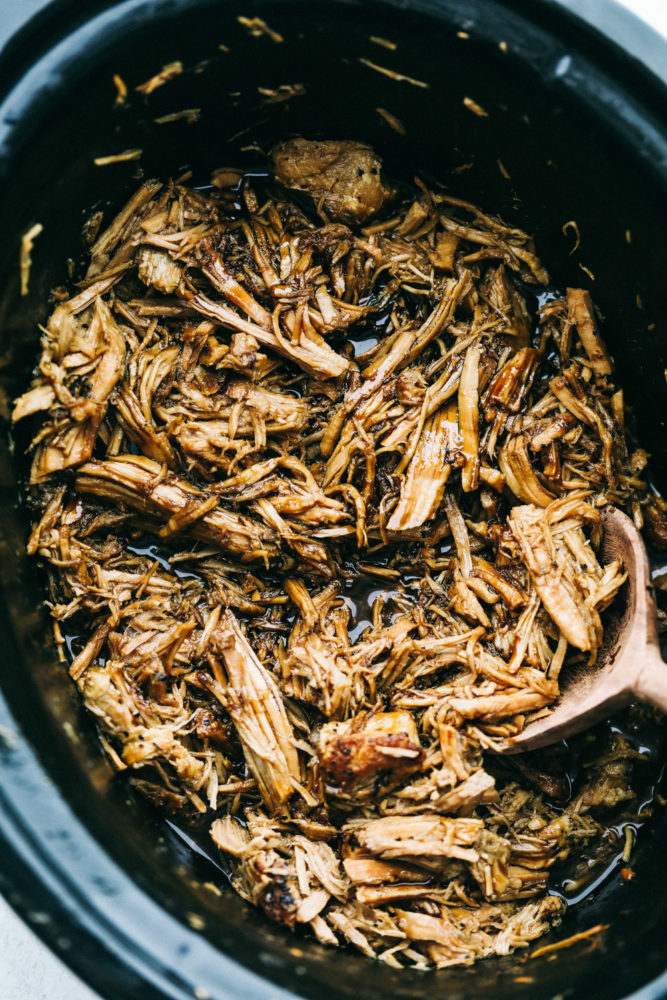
(154, 108), (201, 124)
(358, 58), (428, 88)
(257, 83), (306, 103)
(370, 35), (397, 50)
(94, 149), (143, 166)
(136, 61), (183, 94)
(562, 220), (581, 254)
(113, 74), (127, 106)
(237, 16), (284, 42)
(376, 107), (406, 134)
(19, 223), (43, 296)
(463, 96), (488, 117)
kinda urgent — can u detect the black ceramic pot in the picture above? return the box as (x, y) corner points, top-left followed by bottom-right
(0, 2), (666, 999)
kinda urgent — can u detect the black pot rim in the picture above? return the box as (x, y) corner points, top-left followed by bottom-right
(1, 3), (667, 1000)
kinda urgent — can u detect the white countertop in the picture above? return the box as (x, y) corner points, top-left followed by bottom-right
(1, 2), (665, 999)
(619, 0), (667, 35)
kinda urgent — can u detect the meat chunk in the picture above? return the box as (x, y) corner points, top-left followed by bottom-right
(75, 455), (279, 562)
(207, 611), (301, 812)
(458, 341), (481, 492)
(270, 139), (393, 224)
(566, 288), (611, 376)
(384, 769), (498, 817)
(355, 814), (484, 863)
(387, 409), (452, 531)
(16, 297), (126, 483)
(188, 290), (349, 380)
(318, 711), (423, 803)
(138, 247), (182, 293)
(211, 810), (347, 928)
(509, 493), (626, 657)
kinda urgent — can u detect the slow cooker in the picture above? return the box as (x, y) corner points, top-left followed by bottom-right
(0, 2), (666, 999)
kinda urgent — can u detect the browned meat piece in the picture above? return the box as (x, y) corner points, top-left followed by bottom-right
(472, 558), (527, 609)
(511, 760), (570, 802)
(483, 266), (533, 347)
(318, 710), (422, 802)
(458, 341), (481, 492)
(193, 708), (237, 752)
(566, 288), (611, 375)
(342, 857), (430, 885)
(270, 139), (393, 224)
(211, 816), (303, 924)
(482, 346), (540, 455)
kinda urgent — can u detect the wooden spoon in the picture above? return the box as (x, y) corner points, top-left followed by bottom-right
(499, 506), (667, 754)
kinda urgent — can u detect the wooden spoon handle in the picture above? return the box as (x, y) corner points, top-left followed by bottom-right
(634, 645), (667, 714)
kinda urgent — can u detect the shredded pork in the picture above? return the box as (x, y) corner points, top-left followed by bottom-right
(14, 139), (655, 968)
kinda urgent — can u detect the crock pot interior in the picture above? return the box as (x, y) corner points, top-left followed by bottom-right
(0, 2), (666, 999)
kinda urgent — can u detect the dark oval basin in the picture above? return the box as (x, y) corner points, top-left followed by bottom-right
(0, 3), (666, 999)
